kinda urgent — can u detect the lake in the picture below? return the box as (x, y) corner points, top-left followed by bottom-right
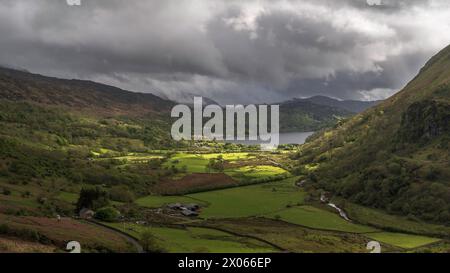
(225, 131), (315, 146)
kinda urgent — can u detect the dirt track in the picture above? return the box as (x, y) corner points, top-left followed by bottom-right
(84, 220), (144, 253)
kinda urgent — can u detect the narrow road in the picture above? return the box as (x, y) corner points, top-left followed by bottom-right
(84, 220), (145, 253)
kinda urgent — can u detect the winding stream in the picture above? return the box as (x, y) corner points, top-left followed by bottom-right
(327, 203), (351, 221)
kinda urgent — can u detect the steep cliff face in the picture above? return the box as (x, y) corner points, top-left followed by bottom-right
(399, 100), (450, 144)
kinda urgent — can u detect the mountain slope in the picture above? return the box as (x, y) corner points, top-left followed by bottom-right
(0, 67), (174, 116)
(278, 96), (381, 132)
(0, 67), (182, 151)
(302, 96), (382, 113)
(295, 45), (450, 225)
(279, 99), (353, 132)
(0, 68), (182, 203)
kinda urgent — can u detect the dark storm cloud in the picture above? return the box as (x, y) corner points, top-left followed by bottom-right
(0, 0), (450, 103)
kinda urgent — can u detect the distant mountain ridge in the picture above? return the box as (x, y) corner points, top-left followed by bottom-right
(294, 95), (382, 113)
(276, 95), (382, 132)
(0, 67), (174, 117)
(278, 99), (353, 132)
(0, 67), (379, 133)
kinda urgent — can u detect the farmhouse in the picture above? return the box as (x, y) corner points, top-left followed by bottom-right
(167, 203), (200, 217)
(167, 203), (183, 210)
(181, 208), (199, 217)
(167, 203), (200, 211)
(184, 204), (200, 211)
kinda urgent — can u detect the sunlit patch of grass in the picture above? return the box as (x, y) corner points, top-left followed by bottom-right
(304, 164), (319, 171)
(201, 153), (255, 161)
(91, 148), (115, 157)
(225, 165), (288, 180)
(164, 153), (211, 173)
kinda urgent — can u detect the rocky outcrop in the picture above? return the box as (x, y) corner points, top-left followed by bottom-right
(399, 100), (450, 143)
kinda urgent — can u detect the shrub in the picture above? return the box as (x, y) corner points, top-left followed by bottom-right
(141, 231), (165, 253)
(94, 207), (120, 222)
(76, 187), (110, 211)
(109, 186), (135, 203)
(425, 167), (441, 181)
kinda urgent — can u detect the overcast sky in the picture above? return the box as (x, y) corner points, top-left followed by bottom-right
(1, 0), (450, 104)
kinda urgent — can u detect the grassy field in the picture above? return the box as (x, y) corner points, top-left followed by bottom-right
(225, 165), (288, 180)
(57, 192), (79, 204)
(107, 223), (276, 253)
(201, 153), (255, 161)
(188, 177), (305, 218)
(341, 201), (450, 237)
(204, 218), (375, 253)
(164, 153), (211, 173)
(366, 232), (441, 249)
(90, 148), (115, 156)
(163, 152), (257, 173)
(83, 150), (450, 252)
(267, 206), (377, 233)
(135, 177), (304, 218)
(413, 241), (450, 253)
(135, 195), (207, 208)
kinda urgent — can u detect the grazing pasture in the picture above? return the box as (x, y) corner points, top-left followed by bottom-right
(135, 177), (304, 218)
(163, 152), (257, 174)
(267, 206), (377, 233)
(204, 218), (375, 253)
(342, 201), (450, 237)
(107, 223), (276, 253)
(164, 153), (211, 173)
(188, 177), (305, 218)
(225, 165), (288, 181)
(201, 153), (255, 161)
